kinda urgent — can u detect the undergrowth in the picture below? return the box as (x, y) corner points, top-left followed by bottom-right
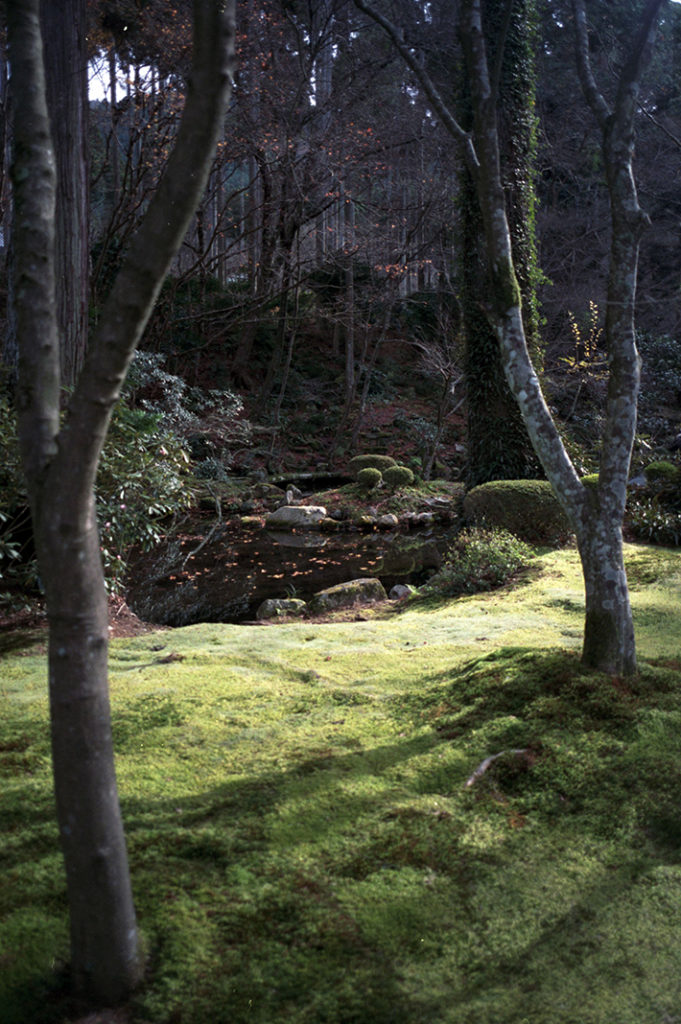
(2, 546), (681, 1024)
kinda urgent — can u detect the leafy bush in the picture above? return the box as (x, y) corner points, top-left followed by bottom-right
(124, 351), (251, 469)
(464, 479), (572, 545)
(357, 467), (382, 490)
(626, 498), (681, 547)
(0, 370), (194, 598)
(96, 402), (192, 592)
(422, 527), (534, 597)
(644, 461), (680, 487)
(348, 454), (397, 478)
(383, 465), (414, 489)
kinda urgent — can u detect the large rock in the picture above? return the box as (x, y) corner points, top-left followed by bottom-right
(308, 577), (387, 615)
(256, 598), (307, 620)
(264, 505), (327, 530)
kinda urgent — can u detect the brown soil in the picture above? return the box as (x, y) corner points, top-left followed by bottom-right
(0, 596), (162, 644)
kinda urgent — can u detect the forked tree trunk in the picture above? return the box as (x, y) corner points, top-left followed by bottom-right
(8, 0), (236, 1003)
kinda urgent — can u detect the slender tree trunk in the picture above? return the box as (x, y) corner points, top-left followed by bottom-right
(8, 0), (236, 1002)
(40, 0), (89, 387)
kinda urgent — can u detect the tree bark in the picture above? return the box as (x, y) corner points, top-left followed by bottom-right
(457, 0), (664, 675)
(40, 0), (89, 388)
(8, 0), (236, 1003)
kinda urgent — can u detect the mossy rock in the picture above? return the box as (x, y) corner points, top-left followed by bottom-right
(348, 454), (397, 478)
(383, 465), (415, 489)
(357, 467), (382, 490)
(464, 479), (572, 545)
(308, 578), (387, 615)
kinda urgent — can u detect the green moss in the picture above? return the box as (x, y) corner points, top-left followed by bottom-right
(349, 454), (397, 478)
(383, 465), (415, 489)
(2, 545), (681, 1023)
(464, 478), (572, 544)
(357, 466), (382, 490)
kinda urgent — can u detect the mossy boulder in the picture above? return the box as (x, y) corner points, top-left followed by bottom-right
(256, 598), (307, 620)
(463, 479), (572, 544)
(265, 505), (327, 530)
(349, 454), (397, 478)
(357, 467), (382, 490)
(307, 578), (387, 615)
(383, 465), (415, 489)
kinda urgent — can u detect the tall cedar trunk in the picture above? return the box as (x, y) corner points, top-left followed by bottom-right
(461, 0), (541, 486)
(8, 0), (236, 1002)
(40, 0), (89, 388)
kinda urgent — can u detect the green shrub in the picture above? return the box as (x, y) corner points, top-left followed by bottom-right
(348, 454), (397, 478)
(644, 461), (680, 485)
(0, 379), (193, 598)
(357, 467), (382, 490)
(96, 402), (192, 592)
(463, 479), (572, 544)
(626, 497), (681, 547)
(383, 465), (414, 489)
(422, 527), (534, 597)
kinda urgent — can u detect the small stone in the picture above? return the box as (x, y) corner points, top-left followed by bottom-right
(256, 598), (307, 620)
(377, 513), (399, 529)
(389, 583), (415, 600)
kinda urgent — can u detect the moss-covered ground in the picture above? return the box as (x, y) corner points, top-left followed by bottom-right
(2, 543), (681, 1023)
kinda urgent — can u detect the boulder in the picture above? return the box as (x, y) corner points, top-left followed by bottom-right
(389, 583), (415, 600)
(256, 598), (307, 620)
(308, 577), (387, 615)
(377, 513), (399, 530)
(264, 505), (327, 530)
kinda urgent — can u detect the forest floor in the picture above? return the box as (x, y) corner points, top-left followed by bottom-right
(3, 543), (681, 1024)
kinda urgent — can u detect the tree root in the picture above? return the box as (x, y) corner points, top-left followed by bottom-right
(465, 749), (529, 788)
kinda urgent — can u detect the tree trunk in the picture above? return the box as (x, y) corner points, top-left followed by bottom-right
(40, 0), (89, 388)
(576, 511), (636, 675)
(8, 0), (236, 1002)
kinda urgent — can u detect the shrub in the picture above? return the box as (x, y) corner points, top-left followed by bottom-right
(348, 454), (397, 478)
(383, 465), (414, 489)
(95, 401), (193, 592)
(422, 527), (534, 597)
(626, 497), (681, 547)
(357, 467), (382, 490)
(463, 479), (572, 544)
(0, 383), (193, 598)
(644, 461), (680, 486)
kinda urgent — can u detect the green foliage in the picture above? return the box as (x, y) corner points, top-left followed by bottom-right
(96, 401), (192, 592)
(464, 479), (572, 544)
(383, 465), (414, 489)
(357, 466), (382, 490)
(0, 357), (207, 598)
(626, 498), (681, 548)
(0, 395), (31, 603)
(124, 352), (250, 464)
(348, 454), (397, 478)
(422, 527), (534, 598)
(625, 459), (681, 547)
(644, 460), (680, 485)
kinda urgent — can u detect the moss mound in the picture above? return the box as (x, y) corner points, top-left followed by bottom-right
(464, 479), (572, 544)
(349, 454), (397, 478)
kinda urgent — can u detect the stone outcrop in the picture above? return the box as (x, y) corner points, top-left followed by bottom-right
(264, 505), (327, 530)
(256, 598), (307, 620)
(307, 577), (387, 615)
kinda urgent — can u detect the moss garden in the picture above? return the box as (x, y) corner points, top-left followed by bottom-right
(2, 543), (681, 1024)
